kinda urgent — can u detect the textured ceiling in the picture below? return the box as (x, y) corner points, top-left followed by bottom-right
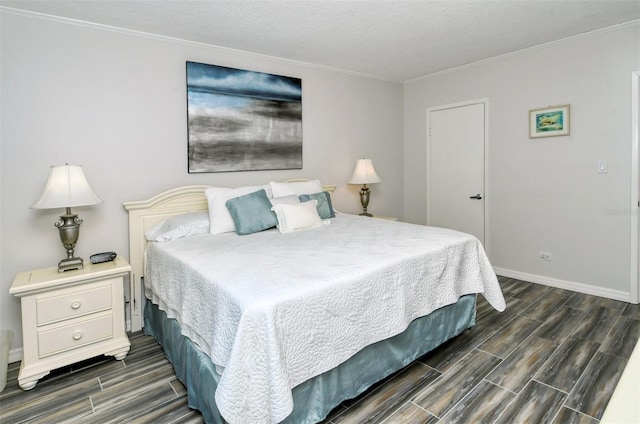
(2, 0), (639, 81)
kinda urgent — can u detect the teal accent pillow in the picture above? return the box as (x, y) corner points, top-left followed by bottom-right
(298, 191), (335, 219)
(225, 189), (278, 235)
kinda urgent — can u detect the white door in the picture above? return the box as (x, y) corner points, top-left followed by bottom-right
(427, 100), (487, 245)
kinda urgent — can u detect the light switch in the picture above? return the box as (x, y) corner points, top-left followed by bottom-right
(598, 160), (607, 173)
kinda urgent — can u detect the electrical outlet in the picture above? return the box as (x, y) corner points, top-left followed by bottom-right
(539, 252), (553, 261)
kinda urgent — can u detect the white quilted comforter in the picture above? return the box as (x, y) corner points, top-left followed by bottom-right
(145, 214), (505, 424)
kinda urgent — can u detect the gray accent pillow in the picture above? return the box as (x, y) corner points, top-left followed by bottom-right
(226, 189), (278, 235)
(298, 191), (335, 219)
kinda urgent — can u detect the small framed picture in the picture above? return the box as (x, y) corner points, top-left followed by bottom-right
(529, 104), (570, 138)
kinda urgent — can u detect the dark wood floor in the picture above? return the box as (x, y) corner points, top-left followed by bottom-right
(1, 276), (639, 423)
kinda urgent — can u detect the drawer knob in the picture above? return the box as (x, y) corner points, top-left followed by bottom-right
(71, 301), (82, 310)
(72, 332), (83, 341)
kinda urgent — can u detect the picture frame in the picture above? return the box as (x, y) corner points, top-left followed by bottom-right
(529, 104), (570, 138)
(186, 61), (302, 173)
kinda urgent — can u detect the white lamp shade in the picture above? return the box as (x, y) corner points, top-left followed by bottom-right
(348, 159), (381, 185)
(31, 165), (102, 209)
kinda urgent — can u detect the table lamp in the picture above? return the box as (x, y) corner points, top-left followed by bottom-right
(348, 158), (381, 216)
(31, 164), (102, 272)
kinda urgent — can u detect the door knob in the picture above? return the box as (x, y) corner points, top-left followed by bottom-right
(469, 194), (483, 199)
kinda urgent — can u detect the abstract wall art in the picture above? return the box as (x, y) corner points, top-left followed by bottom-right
(186, 61), (302, 172)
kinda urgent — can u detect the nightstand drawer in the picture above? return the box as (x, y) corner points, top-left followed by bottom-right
(36, 283), (113, 325)
(38, 313), (113, 358)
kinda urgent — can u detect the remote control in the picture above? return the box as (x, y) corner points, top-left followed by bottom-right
(90, 251), (117, 264)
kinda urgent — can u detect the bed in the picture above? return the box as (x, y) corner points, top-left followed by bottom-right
(123, 180), (505, 424)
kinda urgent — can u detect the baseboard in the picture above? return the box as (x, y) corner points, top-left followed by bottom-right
(494, 267), (632, 302)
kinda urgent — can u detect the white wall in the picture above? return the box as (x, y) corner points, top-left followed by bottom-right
(404, 23), (640, 298)
(0, 10), (404, 351)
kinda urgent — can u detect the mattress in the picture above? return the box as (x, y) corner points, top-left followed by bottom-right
(144, 213), (505, 423)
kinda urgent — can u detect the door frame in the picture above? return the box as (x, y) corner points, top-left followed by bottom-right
(426, 98), (490, 255)
(631, 71), (639, 303)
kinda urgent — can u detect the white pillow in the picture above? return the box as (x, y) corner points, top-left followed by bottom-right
(270, 180), (323, 198)
(145, 212), (209, 242)
(271, 200), (324, 233)
(269, 195), (300, 206)
(205, 185), (272, 234)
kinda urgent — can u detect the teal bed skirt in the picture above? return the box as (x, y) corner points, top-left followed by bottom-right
(144, 294), (476, 423)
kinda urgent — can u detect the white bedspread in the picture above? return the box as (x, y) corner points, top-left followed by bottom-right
(145, 214), (505, 424)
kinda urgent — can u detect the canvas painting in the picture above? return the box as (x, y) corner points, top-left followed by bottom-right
(187, 61), (302, 173)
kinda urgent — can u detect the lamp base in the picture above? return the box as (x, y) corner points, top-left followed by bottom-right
(55, 208), (84, 273)
(359, 185), (372, 216)
(58, 256), (84, 273)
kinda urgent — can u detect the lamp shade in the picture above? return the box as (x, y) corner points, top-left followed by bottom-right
(348, 159), (381, 185)
(31, 164), (102, 209)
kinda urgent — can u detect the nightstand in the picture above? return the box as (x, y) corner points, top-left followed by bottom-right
(10, 256), (131, 390)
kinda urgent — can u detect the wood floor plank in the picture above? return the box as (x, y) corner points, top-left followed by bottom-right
(565, 351), (628, 420)
(534, 336), (600, 393)
(0, 368), (70, 409)
(510, 282), (552, 303)
(91, 363), (178, 411)
(331, 362), (440, 424)
(99, 348), (171, 389)
(474, 294), (496, 321)
(564, 291), (628, 312)
(81, 384), (179, 423)
(477, 315), (543, 359)
(485, 334), (558, 393)
(438, 380), (515, 423)
(476, 297), (532, 331)
(169, 414), (209, 424)
(411, 349), (502, 418)
(599, 316), (640, 359)
(170, 378), (189, 397)
(497, 277), (529, 299)
(124, 334), (167, 362)
(533, 306), (586, 342)
(552, 407), (600, 424)
(621, 302), (640, 320)
(571, 306), (620, 342)
(494, 380), (567, 424)
(24, 397), (94, 423)
(381, 402), (436, 424)
(126, 394), (198, 424)
(521, 287), (573, 321)
(0, 378), (100, 423)
(420, 324), (495, 372)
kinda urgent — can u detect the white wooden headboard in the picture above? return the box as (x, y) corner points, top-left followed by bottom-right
(122, 181), (336, 331)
